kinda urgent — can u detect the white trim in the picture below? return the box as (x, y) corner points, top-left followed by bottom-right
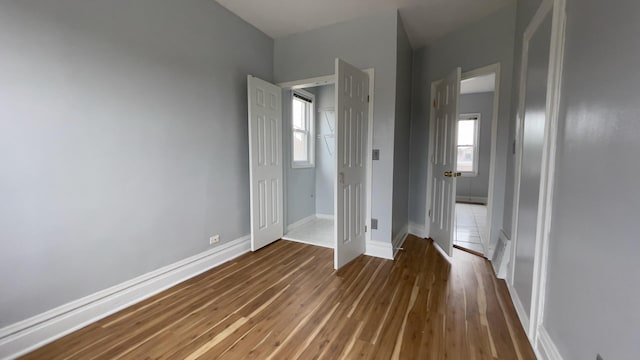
(277, 74), (335, 90)
(408, 222), (426, 238)
(506, 280), (530, 336)
(315, 214), (334, 220)
(0, 235), (251, 359)
(281, 236), (334, 249)
(509, 0), (566, 345)
(285, 214), (317, 232)
(537, 326), (564, 360)
(455, 196), (487, 204)
(365, 240), (393, 260)
(291, 89), (316, 169)
(426, 63), (501, 260)
(392, 225), (409, 258)
(456, 112), (481, 177)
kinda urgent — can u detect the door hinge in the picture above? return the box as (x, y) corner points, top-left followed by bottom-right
(365, 225), (368, 233)
(432, 99), (437, 109)
(367, 95), (370, 103)
(428, 209), (432, 217)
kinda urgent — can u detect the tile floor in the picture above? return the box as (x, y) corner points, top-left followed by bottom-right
(454, 203), (487, 254)
(282, 217), (334, 249)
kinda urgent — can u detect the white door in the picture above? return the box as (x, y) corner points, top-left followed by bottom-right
(334, 59), (369, 269)
(430, 68), (461, 256)
(247, 75), (283, 251)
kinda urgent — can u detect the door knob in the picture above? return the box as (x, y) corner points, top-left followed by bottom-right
(454, 172), (462, 177)
(444, 171), (453, 177)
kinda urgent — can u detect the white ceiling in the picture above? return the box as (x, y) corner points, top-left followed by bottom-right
(461, 73), (496, 94)
(215, 0), (512, 48)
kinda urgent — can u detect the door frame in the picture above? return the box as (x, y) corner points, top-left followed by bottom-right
(277, 68), (375, 250)
(508, 0), (566, 348)
(425, 63), (501, 257)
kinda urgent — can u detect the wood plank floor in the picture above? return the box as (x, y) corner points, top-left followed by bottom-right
(22, 236), (535, 359)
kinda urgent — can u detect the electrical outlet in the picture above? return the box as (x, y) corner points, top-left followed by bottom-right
(371, 218), (378, 230)
(209, 235), (220, 245)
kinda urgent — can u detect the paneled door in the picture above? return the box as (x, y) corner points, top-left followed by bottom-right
(247, 75), (283, 251)
(334, 59), (369, 269)
(430, 68), (461, 256)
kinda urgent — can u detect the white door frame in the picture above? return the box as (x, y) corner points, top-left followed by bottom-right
(425, 63), (501, 257)
(277, 68), (375, 250)
(509, 0), (566, 349)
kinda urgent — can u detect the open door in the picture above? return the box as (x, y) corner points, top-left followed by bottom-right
(247, 75), (283, 251)
(334, 59), (369, 269)
(430, 68), (461, 256)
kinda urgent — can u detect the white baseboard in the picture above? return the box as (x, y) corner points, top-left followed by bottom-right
(365, 240), (393, 260)
(456, 195), (487, 204)
(315, 214), (334, 220)
(285, 214), (317, 232)
(537, 326), (563, 360)
(392, 226), (408, 258)
(506, 281), (530, 337)
(408, 222), (426, 238)
(0, 235), (251, 359)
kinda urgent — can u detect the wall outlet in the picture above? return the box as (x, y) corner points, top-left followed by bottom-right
(371, 218), (378, 230)
(209, 235), (220, 245)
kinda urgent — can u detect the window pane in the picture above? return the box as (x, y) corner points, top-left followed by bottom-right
(292, 98), (306, 130)
(457, 119), (476, 146)
(457, 146), (475, 172)
(293, 131), (308, 162)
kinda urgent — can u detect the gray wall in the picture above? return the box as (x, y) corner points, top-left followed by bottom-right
(315, 85), (335, 216)
(456, 92), (494, 199)
(408, 3), (516, 251)
(284, 88), (317, 225)
(0, 0), (273, 327)
(274, 11), (398, 242)
(391, 15), (413, 240)
(541, 0), (640, 358)
(503, 0), (544, 237)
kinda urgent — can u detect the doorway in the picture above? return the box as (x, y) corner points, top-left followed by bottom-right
(248, 60), (374, 270)
(453, 70), (499, 256)
(282, 84), (336, 249)
(426, 64), (501, 258)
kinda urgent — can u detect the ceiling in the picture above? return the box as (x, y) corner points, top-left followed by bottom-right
(215, 0), (512, 48)
(460, 73), (496, 94)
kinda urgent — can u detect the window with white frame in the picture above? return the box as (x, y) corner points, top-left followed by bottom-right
(291, 90), (315, 168)
(456, 114), (480, 175)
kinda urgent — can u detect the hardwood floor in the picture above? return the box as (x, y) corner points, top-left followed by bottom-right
(22, 236), (535, 359)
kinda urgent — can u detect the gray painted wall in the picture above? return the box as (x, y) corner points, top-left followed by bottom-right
(391, 15), (413, 240)
(284, 88), (317, 226)
(514, 12), (552, 314)
(503, 0), (543, 237)
(315, 85), (335, 216)
(0, 0), (273, 327)
(274, 11), (398, 242)
(408, 4), (516, 250)
(541, 0), (640, 358)
(456, 92), (494, 199)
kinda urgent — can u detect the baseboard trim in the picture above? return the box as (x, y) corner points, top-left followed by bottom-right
(506, 281), (530, 337)
(0, 235), (251, 359)
(537, 326), (563, 360)
(392, 226), (408, 258)
(315, 214), (334, 220)
(408, 222), (426, 238)
(365, 240), (394, 260)
(285, 214), (317, 232)
(456, 195), (487, 204)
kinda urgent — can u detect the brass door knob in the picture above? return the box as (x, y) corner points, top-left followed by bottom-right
(455, 172), (462, 177)
(444, 171), (453, 177)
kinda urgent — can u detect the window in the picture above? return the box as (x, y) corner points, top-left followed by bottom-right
(456, 114), (480, 175)
(291, 90), (315, 168)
